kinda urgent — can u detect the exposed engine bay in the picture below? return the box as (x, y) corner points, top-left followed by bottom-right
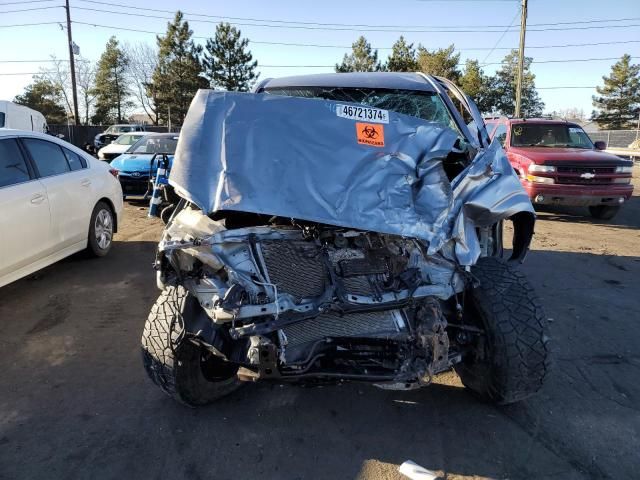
(157, 206), (482, 388)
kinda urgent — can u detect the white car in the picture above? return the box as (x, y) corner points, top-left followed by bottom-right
(0, 130), (124, 288)
(97, 132), (150, 161)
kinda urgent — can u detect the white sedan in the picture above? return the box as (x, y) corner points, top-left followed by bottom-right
(0, 130), (124, 288)
(97, 132), (150, 161)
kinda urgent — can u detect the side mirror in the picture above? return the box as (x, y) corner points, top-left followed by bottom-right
(594, 141), (606, 150)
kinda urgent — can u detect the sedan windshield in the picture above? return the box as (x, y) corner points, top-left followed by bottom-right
(510, 124), (594, 149)
(106, 125), (135, 134)
(265, 87), (459, 132)
(127, 136), (179, 154)
(114, 134), (144, 145)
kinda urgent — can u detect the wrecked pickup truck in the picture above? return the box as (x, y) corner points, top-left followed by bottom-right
(141, 73), (549, 407)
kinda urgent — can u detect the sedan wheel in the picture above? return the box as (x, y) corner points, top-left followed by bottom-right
(87, 201), (114, 257)
(95, 208), (113, 250)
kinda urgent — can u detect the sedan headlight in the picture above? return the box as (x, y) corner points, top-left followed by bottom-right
(615, 165), (633, 174)
(526, 175), (555, 184)
(528, 164), (556, 173)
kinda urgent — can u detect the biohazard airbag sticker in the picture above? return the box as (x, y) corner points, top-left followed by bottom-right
(356, 122), (385, 147)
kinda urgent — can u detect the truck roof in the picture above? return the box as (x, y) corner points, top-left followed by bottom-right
(509, 118), (574, 124)
(484, 117), (582, 127)
(258, 72), (437, 93)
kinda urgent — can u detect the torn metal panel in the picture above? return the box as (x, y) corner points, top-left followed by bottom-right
(170, 90), (534, 265)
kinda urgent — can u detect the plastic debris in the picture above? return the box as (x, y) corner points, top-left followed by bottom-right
(398, 460), (439, 480)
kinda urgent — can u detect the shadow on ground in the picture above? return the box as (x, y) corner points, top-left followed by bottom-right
(1, 241), (639, 479)
(534, 195), (640, 230)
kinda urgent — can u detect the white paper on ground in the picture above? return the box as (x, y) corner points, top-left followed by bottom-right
(398, 460), (439, 480)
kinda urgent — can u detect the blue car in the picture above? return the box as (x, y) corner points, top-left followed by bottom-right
(110, 133), (178, 197)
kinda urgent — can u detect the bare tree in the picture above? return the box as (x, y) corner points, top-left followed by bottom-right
(75, 59), (97, 125)
(39, 55), (97, 125)
(38, 55), (73, 119)
(558, 108), (586, 122)
(124, 42), (159, 125)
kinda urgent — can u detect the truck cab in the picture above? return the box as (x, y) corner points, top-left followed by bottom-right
(486, 118), (634, 220)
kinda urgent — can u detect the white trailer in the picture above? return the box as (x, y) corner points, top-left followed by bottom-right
(0, 101), (48, 133)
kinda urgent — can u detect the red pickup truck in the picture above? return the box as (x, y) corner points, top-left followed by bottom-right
(486, 118), (634, 219)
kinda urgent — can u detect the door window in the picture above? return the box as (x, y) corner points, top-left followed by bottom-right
(62, 147), (87, 171)
(484, 121), (497, 135)
(22, 138), (71, 177)
(0, 138), (31, 188)
(493, 124), (508, 146)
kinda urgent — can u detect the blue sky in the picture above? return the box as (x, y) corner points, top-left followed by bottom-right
(1, 0), (638, 116)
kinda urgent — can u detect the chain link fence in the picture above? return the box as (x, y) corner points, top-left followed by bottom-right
(588, 130), (640, 149)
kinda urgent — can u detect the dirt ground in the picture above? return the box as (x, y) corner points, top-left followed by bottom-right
(1, 169), (639, 480)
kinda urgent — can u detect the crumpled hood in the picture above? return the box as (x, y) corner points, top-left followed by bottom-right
(169, 90), (534, 265)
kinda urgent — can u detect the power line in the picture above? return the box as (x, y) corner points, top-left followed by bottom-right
(0, 21), (63, 28)
(71, 6), (526, 32)
(522, 39), (640, 50)
(482, 9), (521, 63)
(0, 5), (63, 14)
(0, 0), (55, 5)
(526, 56), (635, 64)
(78, 0), (525, 28)
(7, 55), (631, 69)
(0, 72), (602, 91)
(76, 0), (638, 29)
(69, 5), (640, 33)
(4, 19), (637, 55)
(66, 22), (640, 52)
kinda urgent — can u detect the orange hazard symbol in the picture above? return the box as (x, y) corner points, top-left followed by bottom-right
(356, 122), (385, 147)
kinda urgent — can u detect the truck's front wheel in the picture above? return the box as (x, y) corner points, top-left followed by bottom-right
(141, 286), (242, 406)
(455, 258), (550, 404)
(588, 205), (620, 220)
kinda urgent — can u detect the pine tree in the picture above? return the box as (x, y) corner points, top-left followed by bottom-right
(417, 45), (460, 82)
(386, 36), (418, 72)
(484, 50), (544, 117)
(336, 36), (383, 73)
(592, 54), (640, 129)
(92, 36), (130, 124)
(203, 23), (259, 92)
(148, 11), (208, 126)
(459, 59), (492, 113)
(14, 78), (67, 124)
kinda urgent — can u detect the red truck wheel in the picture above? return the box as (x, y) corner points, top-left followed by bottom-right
(588, 205), (620, 220)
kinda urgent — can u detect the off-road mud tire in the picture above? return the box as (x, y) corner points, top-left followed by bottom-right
(141, 286), (242, 406)
(455, 257), (550, 405)
(588, 205), (620, 220)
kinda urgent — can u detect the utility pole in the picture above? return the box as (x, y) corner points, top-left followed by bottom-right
(514, 0), (528, 118)
(65, 0), (80, 125)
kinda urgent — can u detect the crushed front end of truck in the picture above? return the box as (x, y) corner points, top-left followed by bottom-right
(142, 85), (549, 406)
